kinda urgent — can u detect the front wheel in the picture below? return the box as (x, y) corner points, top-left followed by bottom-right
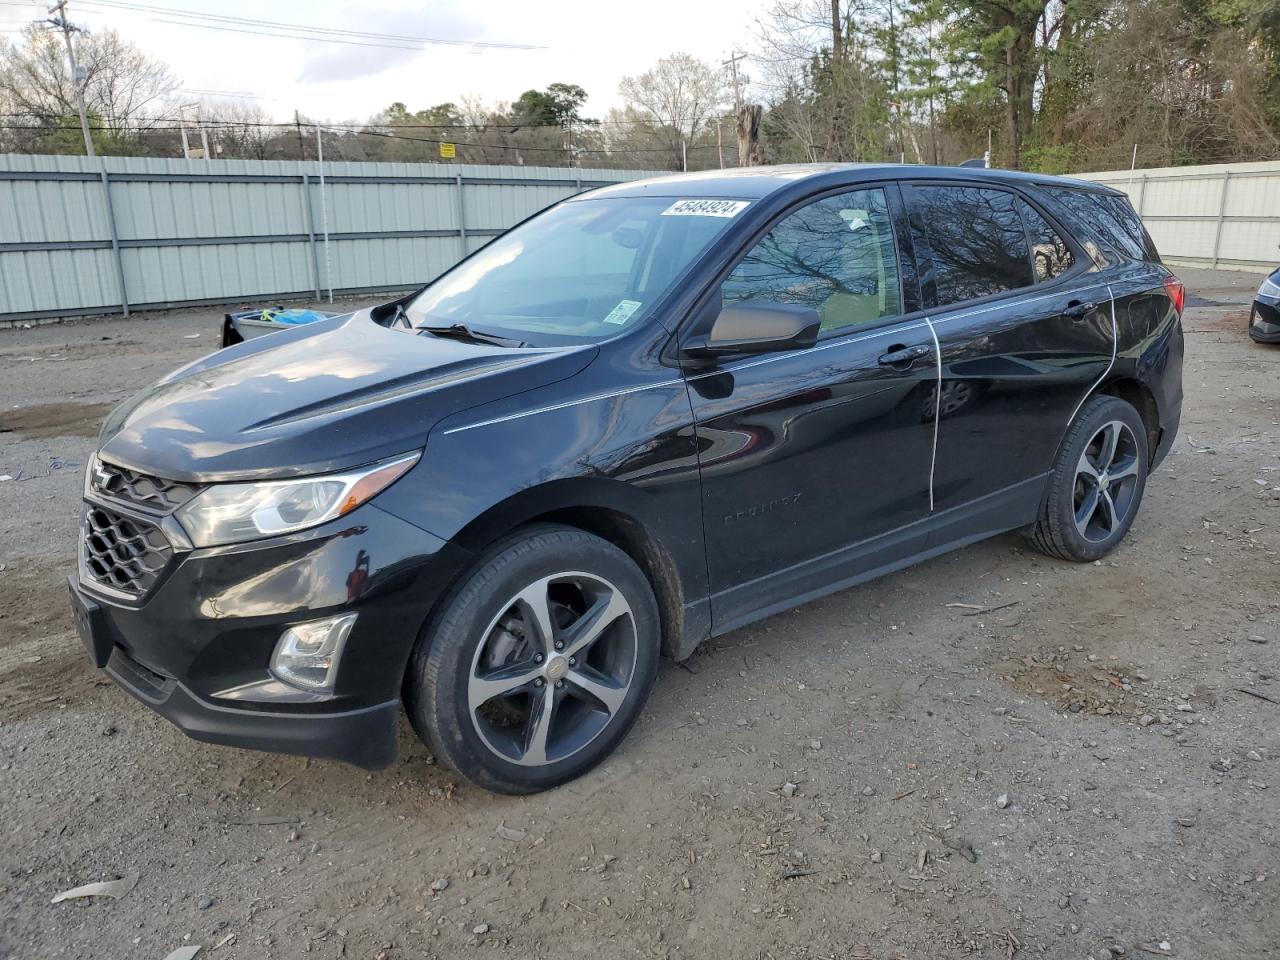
(1027, 395), (1149, 562)
(406, 525), (660, 794)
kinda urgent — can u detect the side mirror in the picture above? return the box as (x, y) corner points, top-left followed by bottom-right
(683, 302), (821, 360)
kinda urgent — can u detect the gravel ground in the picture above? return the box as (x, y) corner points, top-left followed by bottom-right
(1, 271), (1277, 960)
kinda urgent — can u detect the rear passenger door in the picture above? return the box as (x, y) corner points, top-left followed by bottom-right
(905, 182), (1114, 533)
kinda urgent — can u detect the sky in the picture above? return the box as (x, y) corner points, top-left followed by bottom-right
(2, 0), (772, 122)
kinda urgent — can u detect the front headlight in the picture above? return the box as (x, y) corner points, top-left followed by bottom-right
(175, 452), (420, 547)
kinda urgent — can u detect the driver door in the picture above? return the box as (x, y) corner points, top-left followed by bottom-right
(683, 184), (939, 633)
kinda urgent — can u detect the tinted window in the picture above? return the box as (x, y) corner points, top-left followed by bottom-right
(722, 187), (902, 332)
(912, 186), (1032, 305)
(1020, 200), (1074, 281)
(1041, 187), (1159, 264)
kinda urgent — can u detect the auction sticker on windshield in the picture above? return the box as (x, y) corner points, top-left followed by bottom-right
(602, 299), (643, 325)
(661, 199), (750, 218)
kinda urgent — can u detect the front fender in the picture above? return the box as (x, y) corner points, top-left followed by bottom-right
(372, 365), (711, 658)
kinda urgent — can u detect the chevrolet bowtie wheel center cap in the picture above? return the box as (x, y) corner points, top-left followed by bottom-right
(544, 656), (569, 682)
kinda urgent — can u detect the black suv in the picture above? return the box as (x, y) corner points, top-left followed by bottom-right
(69, 165), (1184, 794)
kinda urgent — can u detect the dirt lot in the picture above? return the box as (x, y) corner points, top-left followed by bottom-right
(1, 271), (1278, 960)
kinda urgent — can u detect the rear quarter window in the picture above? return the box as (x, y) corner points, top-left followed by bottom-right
(1040, 186), (1160, 264)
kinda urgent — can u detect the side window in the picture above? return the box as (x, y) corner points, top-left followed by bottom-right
(721, 187), (902, 332)
(1098, 193), (1160, 263)
(1041, 187), (1160, 264)
(912, 185), (1032, 305)
(1020, 200), (1074, 282)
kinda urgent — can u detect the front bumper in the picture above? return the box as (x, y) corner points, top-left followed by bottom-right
(70, 500), (463, 770)
(98, 623), (400, 769)
(1250, 299), (1280, 344)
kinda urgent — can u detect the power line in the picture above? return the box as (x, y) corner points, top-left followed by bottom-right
(105, 14), (538, 53)
(0, 119), (720, 155)
(319, 124), (706, 156)
(81, 0), (541, 47)
(71, 0), (545, 51)
(180, 88), (272, 101)
(0, 113), (734, 134)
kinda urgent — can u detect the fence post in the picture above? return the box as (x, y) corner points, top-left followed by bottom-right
(1211, 170), (1231, 268)
(1135, 174), (1147, 216)
(315, 125), (333, 303)
(301, 173), (321, 299)
(455, 174), (468, 259)
(99, 169), (129, 317)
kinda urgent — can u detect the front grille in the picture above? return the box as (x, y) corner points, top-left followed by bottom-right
(82, 505), (173, 597)
(93, 460), (201, 511)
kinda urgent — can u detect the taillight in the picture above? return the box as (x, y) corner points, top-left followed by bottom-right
(1163, 274), (1185, 315)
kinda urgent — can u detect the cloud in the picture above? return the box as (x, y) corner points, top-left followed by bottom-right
(297, 6), (492, 83)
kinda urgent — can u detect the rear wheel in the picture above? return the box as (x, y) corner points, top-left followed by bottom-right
(1028, 395), (1149, 562)
(406, 525), (660, 794)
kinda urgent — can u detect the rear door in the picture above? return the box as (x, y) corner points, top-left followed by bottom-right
(683, 183), (938, 632)
(904, 181), (1115, 534)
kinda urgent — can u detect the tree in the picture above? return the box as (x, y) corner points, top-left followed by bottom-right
(754, 1), (894, 163)
(0, 24), (177, 152)
(928, 0), (1050, 168)
(379, 101), (464, 127)
(619, 53), (726, 169)
(511, 83), (589, 128)
(197, 99), (277, 161)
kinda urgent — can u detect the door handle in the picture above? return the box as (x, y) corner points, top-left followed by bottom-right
(877, 343), (933, 368)
(1064, 300), (1097, 319)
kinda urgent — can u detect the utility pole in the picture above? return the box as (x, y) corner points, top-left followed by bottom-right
(46, 0), (94, 157)
(197, 107), (210, 160)
(294, 110), (307, 161)
(722, 51), (748, 171)
(315, 123), (333, 304)
(176, 102), (196, 158)
(722, 51), (747, 116)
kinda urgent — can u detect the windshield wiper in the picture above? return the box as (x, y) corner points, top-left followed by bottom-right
(417, 322), (527, 348)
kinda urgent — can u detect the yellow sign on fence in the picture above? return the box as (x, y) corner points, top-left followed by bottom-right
(439, 142), (456, 160)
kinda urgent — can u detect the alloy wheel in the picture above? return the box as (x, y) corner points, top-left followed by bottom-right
(1073, 419), (1141, 543)
(467, 572), (637, 767)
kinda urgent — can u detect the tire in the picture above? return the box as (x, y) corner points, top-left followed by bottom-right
(1027, 395), (1149, 562)
(405, 524), (660, 794)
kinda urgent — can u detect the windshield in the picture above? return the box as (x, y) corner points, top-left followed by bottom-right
(406, 196), (748, 346)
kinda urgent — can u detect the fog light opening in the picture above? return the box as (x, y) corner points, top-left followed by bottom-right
(270, 613), (357, 693)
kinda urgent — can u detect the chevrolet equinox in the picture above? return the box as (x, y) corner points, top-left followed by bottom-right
(69, 165), (1185, 794)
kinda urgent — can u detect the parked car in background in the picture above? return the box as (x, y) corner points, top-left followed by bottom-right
(1249, 265), (1280, 344)
(68, 164), (1184, 794)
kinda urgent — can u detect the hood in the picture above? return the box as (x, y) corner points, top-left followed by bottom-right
(99, 310), (596, 482)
